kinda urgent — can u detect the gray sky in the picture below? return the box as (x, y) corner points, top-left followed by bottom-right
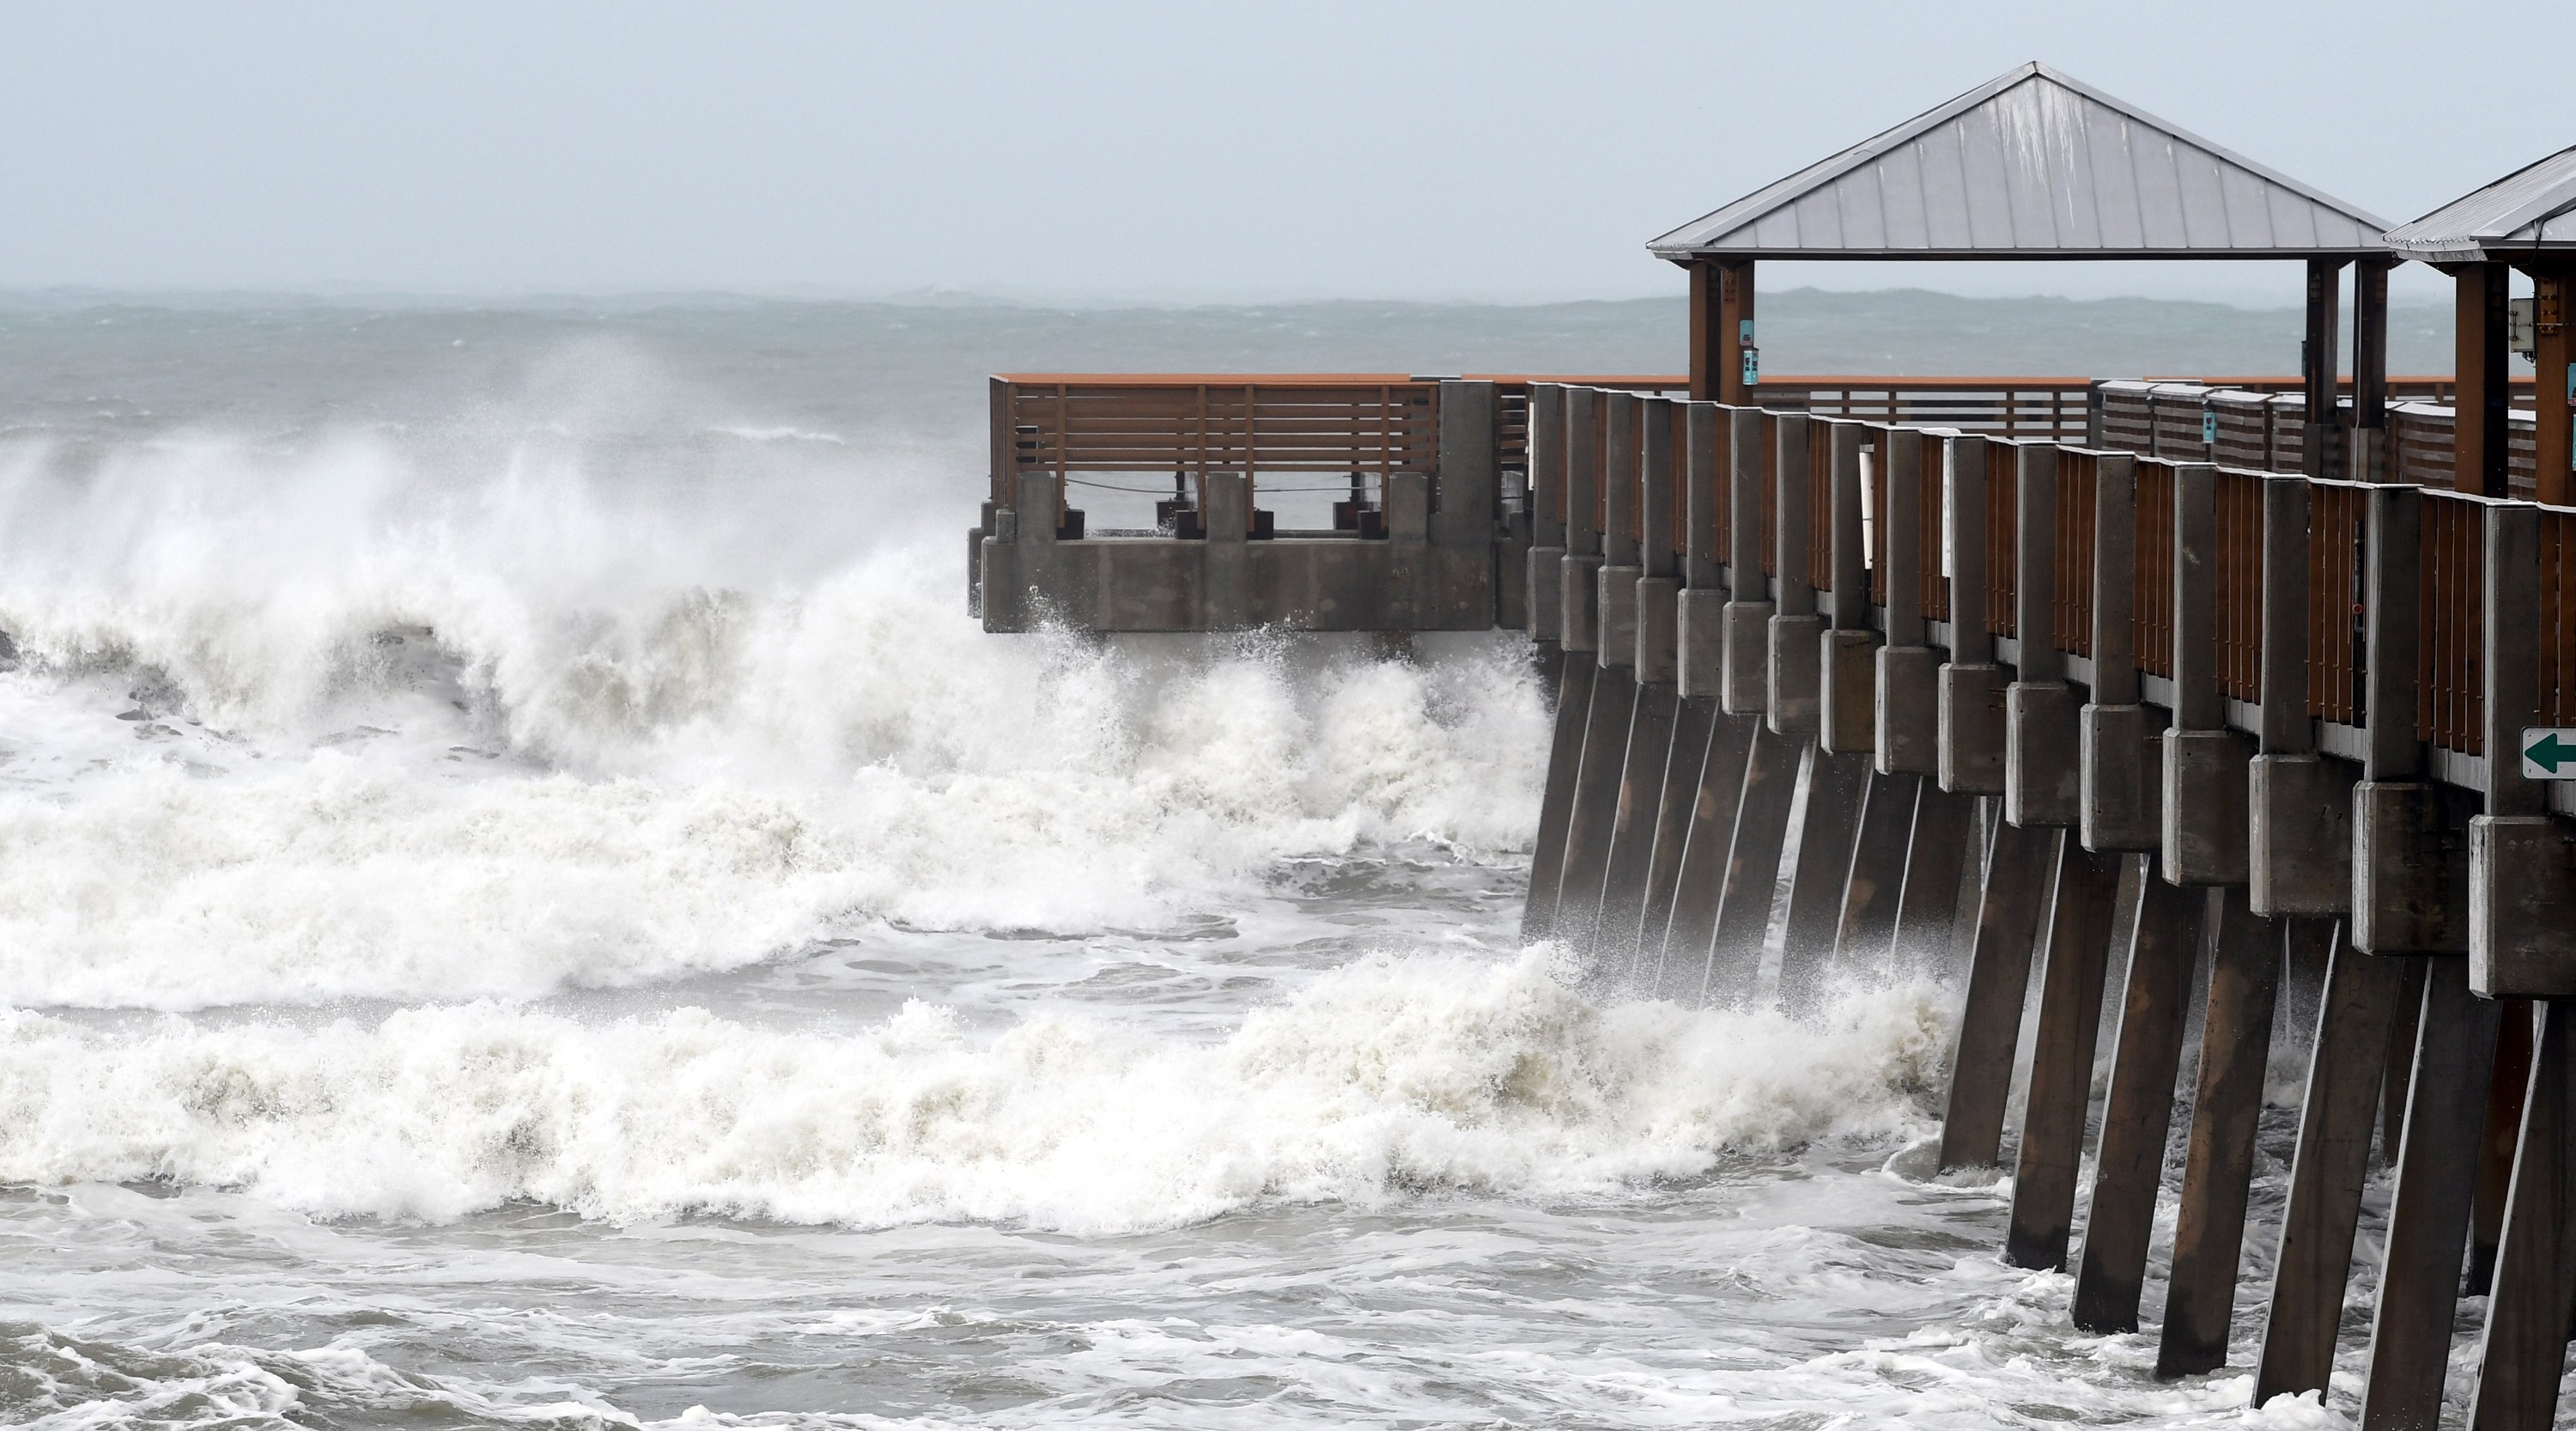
(0, 1), (2555, 305)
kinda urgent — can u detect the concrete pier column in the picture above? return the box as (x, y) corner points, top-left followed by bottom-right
(2252, 926), (2412, 1402)
(2079, 454), (2165, 851)
(1819, 420), (1880, 752)
(1936, 818), (2058, 1171)
(2359, 958), (2504, 1428)
(1698, 718), (1801, 1008)
(1595, 390), (1643, 669)
(1776, 746), (1872, 1011)
(1766, 414), (1823, 734)
(2471, 503), (2576, 995)
(1654, 709), (1755, 999)
(1430, 380), (1499, 628)
(2007, 441), (2081, 827)
(1721, 407), (1773, 716)
(2466, 1001), (2576, 1431)
(2160, 463), (2251, 886)
(2250, 473), (2356, 916)
(2071, 863), (2204, 1331)
(1874, 427), (1942, 774)
(1676, 402), (1727, 703)
(1558, 387), (1602, 655)
(2154, 889), (2285, 1379)
(2005, 838), (2123, 1270)
(1524, 384), (1568, 652)
(2353, 485), (2468, 954)
(1939, 434), (2009, 795)
(1832, 769), (1922, 972)
(1522, 652), (1597, 941)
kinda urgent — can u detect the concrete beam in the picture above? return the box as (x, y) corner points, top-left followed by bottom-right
(1722, 406), (1772, 716)
(1875, 428), (1941, 774)
(2008, 441), (2081, 827)
(2472, 502), (2576, 996)
(1940, 435), (2008, 794)
(1769, 414), (1822, 734)
(2160, 463), (2250, 886)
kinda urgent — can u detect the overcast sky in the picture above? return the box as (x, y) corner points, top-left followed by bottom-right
(0, 1), (2556, 306)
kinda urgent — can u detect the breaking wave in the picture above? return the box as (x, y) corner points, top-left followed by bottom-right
(0, 953), (1952, 1232)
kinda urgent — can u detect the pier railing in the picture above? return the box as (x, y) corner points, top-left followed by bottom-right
(1527, 381), (2574, 815)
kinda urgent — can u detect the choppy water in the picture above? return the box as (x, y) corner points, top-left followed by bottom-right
(0, 295), (2477, 1428)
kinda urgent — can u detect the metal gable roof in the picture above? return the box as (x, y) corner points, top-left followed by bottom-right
(1648, 63), (2389, 261)
(2384, 145), (2576, 262)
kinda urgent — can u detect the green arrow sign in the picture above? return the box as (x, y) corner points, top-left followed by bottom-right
(2521, 728), (2576, 779)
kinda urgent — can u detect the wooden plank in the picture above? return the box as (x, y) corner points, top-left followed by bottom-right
(2252, 932), (2412, 1403)
(1521, 653), (1595, 941)
(1936, 819), (2058, 1171)
(2006, 839), (2123, 1270)
(1775, 747), (1872, 1011)
(2358, 955), (2506, 1431)
(2072, 868), (2205, 1331)
(2466, 1000), (2576, 1431)
(1653, 710), (1755, 999)
(2154, 889), (2284, 1379)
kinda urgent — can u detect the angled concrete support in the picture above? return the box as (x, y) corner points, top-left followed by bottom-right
(2360, 958), (2503, 1429)
(2154, 889), (2284, 1379)
(1654, 709), (1754, 998)
(1522, 653), (1596, 941)
(2005, 838), (2122, 1270)
(1937, 819), (2057, 1172)
(1776, 746), (1871, 1011)
(1700, 718), (1801, 1007)
(2253, 929), (2412, 1403)
(2466, 1000), (2576, 1431)
(2072, 862), (2202, 1332)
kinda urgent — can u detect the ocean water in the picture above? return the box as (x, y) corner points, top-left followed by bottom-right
(0, 295), (2480, 1428)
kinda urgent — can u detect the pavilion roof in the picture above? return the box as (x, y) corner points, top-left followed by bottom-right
(1648, 63), (2388, 262)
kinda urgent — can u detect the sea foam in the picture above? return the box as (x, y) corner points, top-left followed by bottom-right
(0, 953), (1953, 1232)
(0, 429), (1544, 1010)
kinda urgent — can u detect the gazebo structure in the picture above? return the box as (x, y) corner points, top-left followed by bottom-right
(2385, 145), (2576, 503)
(1648, 62), (2396, 478)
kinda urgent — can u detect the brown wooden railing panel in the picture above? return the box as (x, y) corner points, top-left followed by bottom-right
(1808, 421), (1834, 591)
(1867, 428), (1889, 607)
(1921, 443), (1949, 624)
(2054, 450), (2097, 658)
(2421, 492), (2486, 753)
(2136, 460), (2177, 679)
(1711, 407), (1733, 569)
(1986, 440), (2018, 637)
(1759, 412), (1778, 577)
(2548, 508), (2576, 728)
(2309, 480), (2367, 724)
(2215, 467), (2264, 703)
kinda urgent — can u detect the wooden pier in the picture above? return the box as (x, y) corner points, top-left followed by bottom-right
(966, 60), (2576, 1422)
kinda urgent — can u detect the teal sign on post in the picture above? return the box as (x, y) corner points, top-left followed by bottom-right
(2520, 728), (2576, 779)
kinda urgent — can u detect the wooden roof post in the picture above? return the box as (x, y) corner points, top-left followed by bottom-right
(1716, 260), (1756, 406)
(2456, 262), (2512, 496)
(1687, 262), (1718, 402)
(2303, 259), (2345, 478)
(2533, 263), (2573, 507)
(2353, 258), (2393, 483)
